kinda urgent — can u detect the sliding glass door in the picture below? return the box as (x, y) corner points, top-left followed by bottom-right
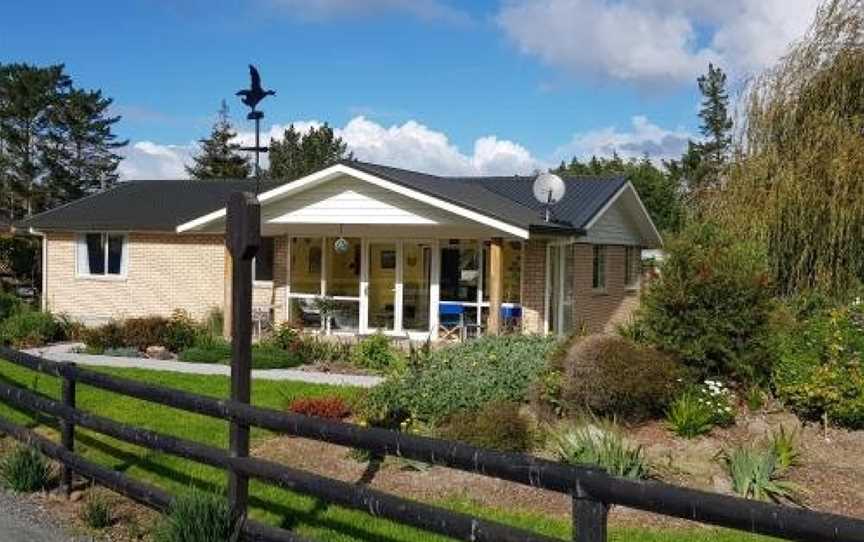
(367, 241), (397, 331)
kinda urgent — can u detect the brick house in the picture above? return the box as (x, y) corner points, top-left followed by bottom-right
(18, 160), (662, 339)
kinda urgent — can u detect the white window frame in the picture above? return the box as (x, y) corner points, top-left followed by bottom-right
(75, 232), (129, 280)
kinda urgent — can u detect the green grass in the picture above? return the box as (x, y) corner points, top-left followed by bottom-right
(178, 343), (303, 369)
(0, 359), (779, 542)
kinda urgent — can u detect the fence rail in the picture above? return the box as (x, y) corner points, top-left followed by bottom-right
(2, 345), (864, 542)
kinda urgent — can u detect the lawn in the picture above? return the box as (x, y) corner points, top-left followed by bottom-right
(0, 359), (777, 542)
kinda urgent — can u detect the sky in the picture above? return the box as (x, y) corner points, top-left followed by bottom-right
(0, 0), (823, 179)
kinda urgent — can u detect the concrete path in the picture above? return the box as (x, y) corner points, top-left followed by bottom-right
(24, 344), (383, 388)
(0, 491), (77, 542)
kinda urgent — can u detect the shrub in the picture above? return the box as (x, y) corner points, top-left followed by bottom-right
(0, 309), (59, 347)
(552, 421), (648, 479)
(722, 445), (801, 503)
(103, 346), (143, 358)
(437, 401), (535, 452)
(557, 335), (686, 422)
(768, 426), (800, 471)
(0, 291), (23, 320)
(288, 396), (351, 419)
(162, 310), (198, 352)
(362, 335), (556, 425)
(0, 445), (53, 492)
(772, 300), (864, 428)
(352, 333), (403, 372)
(666, 390), (715, 438)
(121, 316), (171, 350)
(81, 320), (125, 353)
(633, 222), (775, 383)
(251, 344), (303, 369)
(80, 491), (113, 529)
(154, 489), (238, 542)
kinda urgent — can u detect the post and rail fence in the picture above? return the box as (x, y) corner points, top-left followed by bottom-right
(0, 192), (863, 542)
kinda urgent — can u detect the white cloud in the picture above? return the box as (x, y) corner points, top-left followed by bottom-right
(497, 0), (821, 84)
(265, 0), (469, 23)
(554, 116), (692, 162)
(117, 116), (543, 180)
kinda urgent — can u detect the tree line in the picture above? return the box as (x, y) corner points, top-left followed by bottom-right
(0, 63), (127, 220)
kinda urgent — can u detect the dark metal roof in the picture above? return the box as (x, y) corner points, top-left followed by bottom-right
(18, 161), (628, 235)
(19, 180), (280, 232)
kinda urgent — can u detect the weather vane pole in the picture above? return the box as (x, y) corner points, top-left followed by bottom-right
(236, 65), (276, 193)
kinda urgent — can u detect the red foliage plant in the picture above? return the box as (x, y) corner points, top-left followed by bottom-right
(288, 396), (351, 419)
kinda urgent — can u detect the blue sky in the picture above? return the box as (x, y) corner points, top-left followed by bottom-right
(0, 0), (821, 178)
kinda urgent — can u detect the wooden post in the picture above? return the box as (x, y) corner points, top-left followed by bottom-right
(225, 192), (260, 528)
(487, 237), (503, 335)
(573, 484), (608, 542)
(60, 362), (76, 497)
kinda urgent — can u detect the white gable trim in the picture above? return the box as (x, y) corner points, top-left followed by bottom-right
(176, 164), (530, 238)
(584, 181), (663, 247)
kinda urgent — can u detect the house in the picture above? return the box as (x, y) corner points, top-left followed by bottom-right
(18, 160), (662, 339)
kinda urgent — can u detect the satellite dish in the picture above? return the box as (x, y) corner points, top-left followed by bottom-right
(533, 172), (566, 222)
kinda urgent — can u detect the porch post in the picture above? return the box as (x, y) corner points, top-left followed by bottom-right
(488, 237), (503, 335)
(223, 247), (232, 338)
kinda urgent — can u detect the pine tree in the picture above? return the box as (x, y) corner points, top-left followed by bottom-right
(268, 123), (352, 180)
(185, 101), (251, 180)
(42, 88), (127, 205)
(680, 63), (733, 192)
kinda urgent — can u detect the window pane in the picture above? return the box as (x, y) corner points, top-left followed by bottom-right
(325, 237), (360, 297)
(86, 233), (105, 275)
(403, 243), (431, 331)
(256, 237), (275, 282)
(290, 237), (322, 294)
(107, 234), (124, 275)
(440, 241), (478, 302)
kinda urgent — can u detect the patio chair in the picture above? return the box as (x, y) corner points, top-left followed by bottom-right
(501, 305), (522, 334)
(437, 303), (465, 341)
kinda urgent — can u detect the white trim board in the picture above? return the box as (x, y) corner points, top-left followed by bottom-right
(176, 164), (530, 239)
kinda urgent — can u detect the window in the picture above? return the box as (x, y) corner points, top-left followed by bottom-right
(592, 245), (606, 290)
(440, 240), (479, 302)
(290, 237), (323, 294)
(254, 237), (275, 282)
(77, 233), (127, 277)
(625, 246), (641, 288)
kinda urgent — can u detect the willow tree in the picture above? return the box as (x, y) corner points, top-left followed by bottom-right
(710, 0), (864, 296)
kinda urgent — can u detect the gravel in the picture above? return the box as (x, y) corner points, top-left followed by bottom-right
(0, 490), (78, 542)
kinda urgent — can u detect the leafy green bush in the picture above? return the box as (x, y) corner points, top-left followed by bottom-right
(178, 343), (231, 364)
(352, 333), (403, 372)
(772, 300), (864, 428)
(0, 309), (59, 347)
(437, 401), (535, 452)
(80, 492), (113, 529)
(162, 310), (198, 352)
(633, 222), (775, 383)
(557, 335), (686, 422)
(0, 291), (23, 320)
(768, 426), (800, 471)
(251, 344), (303, 369)
(361, 335), (556, 425)
(0, 445), (53, 492)
(722, 445), (801, 503)
(154, 489), (238, 542)
(552, 421), (648, 479)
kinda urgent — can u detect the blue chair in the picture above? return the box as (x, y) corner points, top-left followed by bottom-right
(501, 305), (522, 333)
(438, 303), (465, 341)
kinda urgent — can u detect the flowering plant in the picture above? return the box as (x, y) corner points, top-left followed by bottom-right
(696, 379), (736, 426)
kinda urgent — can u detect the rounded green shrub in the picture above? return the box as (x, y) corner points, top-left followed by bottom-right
(633, 222), (776, 383)
(352, 333), (402, 372)
(559, 334), (686, 422)
(0, 309), (59, 347)
(0, 291), (23, 320)
(437, 401), (535, 452)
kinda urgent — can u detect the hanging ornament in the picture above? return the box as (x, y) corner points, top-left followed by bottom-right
(334, 225), (349, 254)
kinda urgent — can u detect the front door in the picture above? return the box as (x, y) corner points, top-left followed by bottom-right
(366, 241), (397, 331)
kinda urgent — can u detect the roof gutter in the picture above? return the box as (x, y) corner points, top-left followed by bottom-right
(528, 224), (585, 236)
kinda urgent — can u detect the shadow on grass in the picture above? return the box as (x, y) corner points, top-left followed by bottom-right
(75, 431), (418, 542)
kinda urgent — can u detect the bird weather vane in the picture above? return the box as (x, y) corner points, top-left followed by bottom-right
(236, 65), (276, 191)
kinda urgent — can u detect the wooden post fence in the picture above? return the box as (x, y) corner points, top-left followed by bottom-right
(573, 482), (608, 541)
(225, 191), (261, 528)
(60, 361), (76, 497)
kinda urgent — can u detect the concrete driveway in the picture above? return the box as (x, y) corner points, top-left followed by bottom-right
(0, 491), (75, 542)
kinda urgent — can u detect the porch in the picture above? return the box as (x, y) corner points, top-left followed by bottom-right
(247, 234), (526, 341)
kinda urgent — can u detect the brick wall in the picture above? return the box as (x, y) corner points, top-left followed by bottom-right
(570, 243), (640, 334)
(45, 232), (232, 325)
(520, 239), (546, 334)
